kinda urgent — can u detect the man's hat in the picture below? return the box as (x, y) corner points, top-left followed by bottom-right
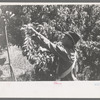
(64, 31), (80, 45)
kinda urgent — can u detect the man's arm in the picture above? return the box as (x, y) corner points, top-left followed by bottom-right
(28, 26), (71, 61)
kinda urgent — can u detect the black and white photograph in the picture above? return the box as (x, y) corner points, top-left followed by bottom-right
(0, 3), (100, 82)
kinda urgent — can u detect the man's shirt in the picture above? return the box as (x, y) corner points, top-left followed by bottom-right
(32, 31), (75, 80)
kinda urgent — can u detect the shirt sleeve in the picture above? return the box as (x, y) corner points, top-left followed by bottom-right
(31, 28), (70, 61)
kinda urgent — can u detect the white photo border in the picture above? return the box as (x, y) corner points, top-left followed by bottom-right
(0, 2), (100, 98)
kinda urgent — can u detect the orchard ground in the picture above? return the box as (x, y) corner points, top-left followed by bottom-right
(0, 45), (34, 81)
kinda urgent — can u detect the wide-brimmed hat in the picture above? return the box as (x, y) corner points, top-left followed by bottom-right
(64, 31), (80, 45)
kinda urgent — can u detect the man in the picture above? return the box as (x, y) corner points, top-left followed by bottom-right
(23, 24), (80, 81)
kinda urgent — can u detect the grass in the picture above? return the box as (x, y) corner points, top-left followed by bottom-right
(0, 45), (34, 81)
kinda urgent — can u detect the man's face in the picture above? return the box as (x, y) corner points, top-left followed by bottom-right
(61, 35), (74, 48)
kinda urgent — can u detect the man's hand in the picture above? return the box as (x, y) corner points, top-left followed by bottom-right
(71, 53), (75, 61)
(21, 23), (34, 31)
(21, 24), (36, 36)
(71, 51), (77, 61)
